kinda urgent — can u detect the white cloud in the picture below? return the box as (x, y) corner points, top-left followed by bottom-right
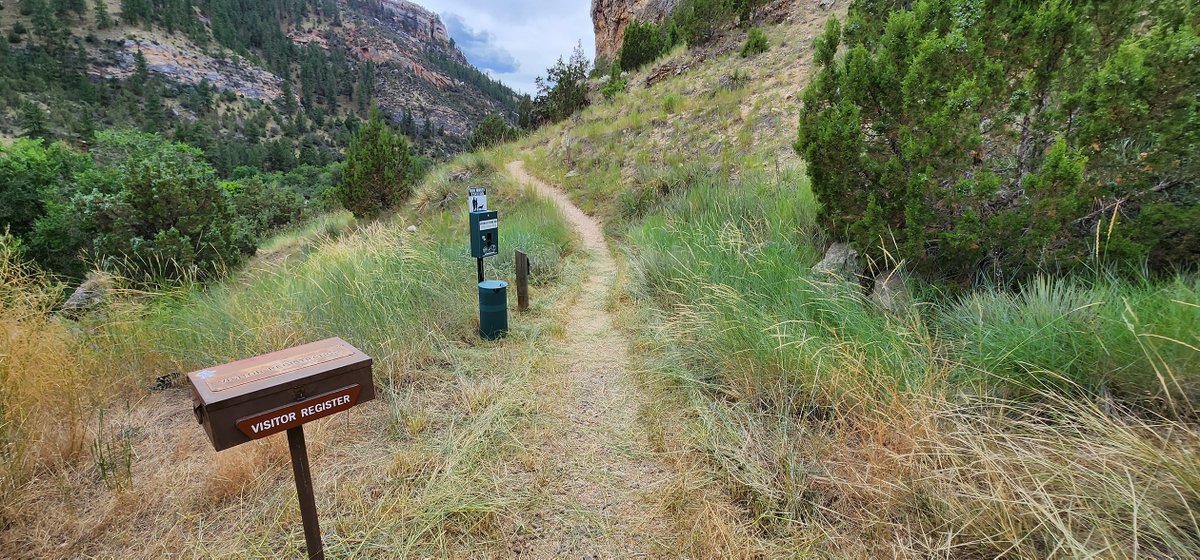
(416, 0), (595, 95)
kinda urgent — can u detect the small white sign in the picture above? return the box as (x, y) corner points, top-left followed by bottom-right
(468, 187), (487, 212)
(479, 219), (498, 230)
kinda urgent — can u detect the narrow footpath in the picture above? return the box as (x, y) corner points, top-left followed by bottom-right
(506, 161), (674, 558)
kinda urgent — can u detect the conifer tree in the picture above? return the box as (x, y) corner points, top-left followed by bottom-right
(18, 101), (50, 140)
(795, 0), (1199, 279)
(128, 50), (149, 96)
(93, 0), (112, 29)
(336, 110), (412, 218)
(142, 84), (165, 132)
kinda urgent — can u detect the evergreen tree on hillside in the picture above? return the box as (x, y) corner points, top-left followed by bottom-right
(128, 50), (149, 96)
(336, 110), (412, 218)
(534, 43), (591, 124)
(618, 20), (665, 71)
(356, 61), (375, 113)
(120, 0), (149, 26)
(93, 0), (112, 29)
(19, 101), (51, 140)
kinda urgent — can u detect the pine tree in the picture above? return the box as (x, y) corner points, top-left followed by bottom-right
(142, 84), (165, 132)
(279, 80), (298, 116)
(534, 43), (591, 123)
(93, 0), (112, 29)
(400, 109), (415, 136)
(128, 50), (149, 96)
(336, 110), (412, 218)
(19, 101), (50, 140)
(356, 61), (375, 113)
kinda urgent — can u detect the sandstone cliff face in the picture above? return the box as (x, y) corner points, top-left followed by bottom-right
(379, 0), (452, 45)
(592, 0), (678, 62)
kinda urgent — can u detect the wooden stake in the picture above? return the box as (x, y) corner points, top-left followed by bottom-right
(287, 426), (324, 560)
(515, 250), (529, 312)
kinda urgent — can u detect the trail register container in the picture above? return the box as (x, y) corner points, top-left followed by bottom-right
(188, 337), (375, 559)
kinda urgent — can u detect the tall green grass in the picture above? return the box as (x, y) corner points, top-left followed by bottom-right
(630, 171), (1199, 406)
(92, 155), (575, 383)
(624, 170), (1200, 557)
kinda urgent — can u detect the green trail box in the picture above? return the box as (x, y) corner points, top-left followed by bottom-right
(470, 210), (498, 258)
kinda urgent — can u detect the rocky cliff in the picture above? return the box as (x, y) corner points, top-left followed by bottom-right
(379, 0), (451, 44)
(591, 0), (678, 62)
(0, 0), (515, 150)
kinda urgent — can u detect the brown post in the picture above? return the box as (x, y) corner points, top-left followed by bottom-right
(287, 427), (324, 560)
(515, 250), (529, 312)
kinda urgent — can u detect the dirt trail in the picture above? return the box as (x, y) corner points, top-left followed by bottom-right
(506, 161), (673, 558)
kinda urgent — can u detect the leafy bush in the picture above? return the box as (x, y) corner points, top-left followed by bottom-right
(224, 176), (308, 237)
(796, 2), (1199, 281)
(619, 20), (666, 72)
(336, 111), (413, 218)
(469, 114), (517, 151)
(667, 0), (763, 46)
(740, 27), (768, 57)
(2, 133), (324, 280)
(0, 139), (88, 239)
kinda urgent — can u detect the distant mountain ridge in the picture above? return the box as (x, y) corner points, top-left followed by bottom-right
(0, 0), (517, 153)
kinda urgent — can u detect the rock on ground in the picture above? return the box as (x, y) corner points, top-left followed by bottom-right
(63, 272), (115, 313)
(813, 242), (861, 282)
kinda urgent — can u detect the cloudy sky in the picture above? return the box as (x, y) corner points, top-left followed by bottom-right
(415, 1), (596, 95)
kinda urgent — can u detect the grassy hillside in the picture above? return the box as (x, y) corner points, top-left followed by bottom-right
(513, 5), (1200, 558)
(0, 150), (579, 557)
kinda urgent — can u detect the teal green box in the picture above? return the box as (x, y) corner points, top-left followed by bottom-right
(470, 210), (498, 258)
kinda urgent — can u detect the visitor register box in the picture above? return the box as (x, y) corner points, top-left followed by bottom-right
(188, 338), (375, 451)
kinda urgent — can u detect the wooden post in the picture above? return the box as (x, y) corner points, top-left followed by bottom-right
(287, 426), (324, 560)
(515, 250), (529, 312)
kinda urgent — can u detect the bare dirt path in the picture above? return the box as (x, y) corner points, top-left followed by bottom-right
(506, 161), (674, 558)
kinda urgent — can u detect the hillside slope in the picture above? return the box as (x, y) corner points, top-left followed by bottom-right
(0, 0), (516, 154)
(527, 1), (845, 222)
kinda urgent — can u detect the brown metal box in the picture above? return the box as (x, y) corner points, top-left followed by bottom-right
(188, 337), (375, 451)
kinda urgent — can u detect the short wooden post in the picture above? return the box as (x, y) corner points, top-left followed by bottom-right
(515, 250), (529, 312)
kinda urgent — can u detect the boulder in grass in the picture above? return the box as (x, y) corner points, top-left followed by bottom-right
(63, 272), (115, 313)
(871, 271), (911, 315)
(812, 242), (861, 282)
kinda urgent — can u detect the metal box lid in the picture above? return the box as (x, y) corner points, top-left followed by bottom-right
(188, 337), (372, 412)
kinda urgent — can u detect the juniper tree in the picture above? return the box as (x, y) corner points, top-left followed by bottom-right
(336, 110), (412, 218)
(796, 0), (1199, 280)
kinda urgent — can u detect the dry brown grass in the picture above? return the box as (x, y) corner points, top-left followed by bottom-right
(0, 242), (91, 507)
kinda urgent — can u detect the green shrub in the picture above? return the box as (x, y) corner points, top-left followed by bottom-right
(336, 111), (413, 218)
(796, 2), (1200, 281)
(601, 63), (627, 101)
(667, 0), (763, 46)
(223, 176), (308, 237)
(740, 27), (768, 57)
(469, 114), (517, 151)
(0, 139), (88, 240)
(619, 20), (666, 72)
(69, 131), (255, 281)
(661, 93), (682, 114)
